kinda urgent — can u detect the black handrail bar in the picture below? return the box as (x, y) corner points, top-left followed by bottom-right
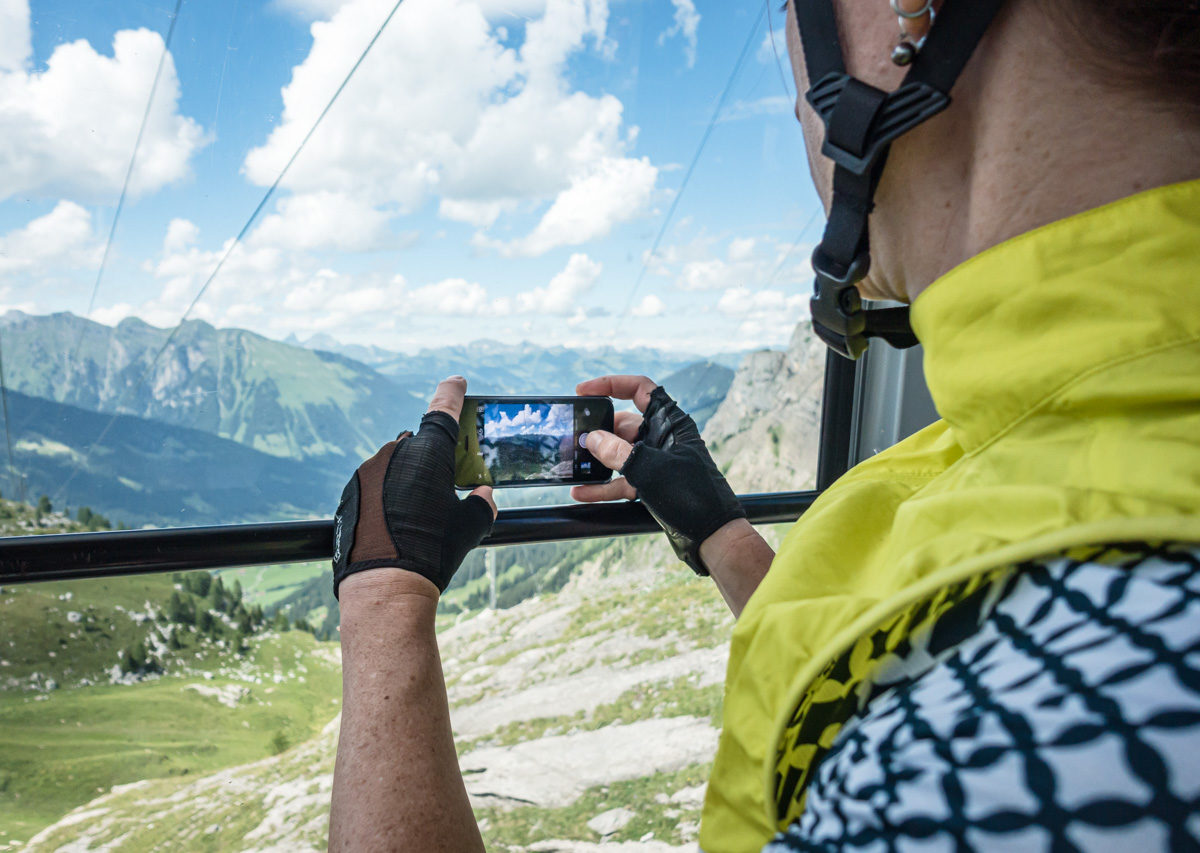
(0, 341), (860, 586)
(0, 491), (819, 585)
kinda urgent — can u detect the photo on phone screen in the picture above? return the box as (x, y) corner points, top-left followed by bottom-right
(455, 396), (614, 488)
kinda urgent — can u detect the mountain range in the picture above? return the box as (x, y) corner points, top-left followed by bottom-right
(0, 311), (744, 526)
(0, 311), (427, 465)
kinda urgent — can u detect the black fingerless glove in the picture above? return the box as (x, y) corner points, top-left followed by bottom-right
(332, 410), (494, 597)
(621, 386), (746, 576)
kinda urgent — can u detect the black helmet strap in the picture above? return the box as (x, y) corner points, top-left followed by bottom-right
(796, 0), (1008, 359)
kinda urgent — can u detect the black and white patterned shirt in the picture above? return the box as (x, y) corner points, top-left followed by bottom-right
(763, 543), (1200, 852)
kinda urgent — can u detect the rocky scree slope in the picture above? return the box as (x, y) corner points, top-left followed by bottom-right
(23, 530), (806, 852)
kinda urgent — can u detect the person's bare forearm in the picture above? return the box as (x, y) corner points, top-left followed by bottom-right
(330, 570), (483, 853)
(699, 518), (775, 617)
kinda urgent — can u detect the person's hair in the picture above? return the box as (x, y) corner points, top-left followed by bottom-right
(1050, 0), (1200, 116)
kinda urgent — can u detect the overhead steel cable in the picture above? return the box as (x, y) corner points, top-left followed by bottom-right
(72, 0), (185, 364)
(757, 204), (822, 291)
(51, 0), (409, 506)
(765, 0), (796, 101)
(615, 3), (766, 321)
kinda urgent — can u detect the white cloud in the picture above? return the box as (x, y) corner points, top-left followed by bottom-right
(275, 0), (548, 21)
(728, 237), (757, 262)
(163, 218), (200, 253)
(0, 201), (98, 275)
(407, 278), (496, 316)
(758, 27), (788, 65)
(243, 0), (654, 257)
(659, 0), (700, 68)
(0, 0), (31, 72)
(87, 302), (136, 326)
(631, 294), (664, 317)
(112, 219), (611, 347)
(515, 252), (600, 314)
(272, 0), (354, 19)
(719, 95), (793, 123)
(717, 285), (807, 341)
(253, 192), (394, 252)
(0, 10), (205, 202)
(490, 156), (658, 256)
(672, 234), (811, 292)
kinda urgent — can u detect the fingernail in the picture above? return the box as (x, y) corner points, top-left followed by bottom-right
(447, 375), (465, 382)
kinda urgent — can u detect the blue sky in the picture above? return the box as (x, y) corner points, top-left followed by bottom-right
(0, 0), (824, 354)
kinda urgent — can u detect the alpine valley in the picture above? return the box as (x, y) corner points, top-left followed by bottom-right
(0, 311), (828, 852)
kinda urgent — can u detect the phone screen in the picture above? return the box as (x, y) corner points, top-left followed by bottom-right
(455, 396), (614, 488)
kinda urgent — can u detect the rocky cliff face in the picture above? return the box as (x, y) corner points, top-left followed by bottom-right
(704, 322), (825, 494)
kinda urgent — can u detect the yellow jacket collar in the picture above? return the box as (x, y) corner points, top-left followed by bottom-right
(912, 178), (1200, 453)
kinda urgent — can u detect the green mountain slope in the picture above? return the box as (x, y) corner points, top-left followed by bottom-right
(0, 498), (340, 843)
(1, 389), (342, 527)
(0, 311), (428, 464)
(660, 361), (736, 430)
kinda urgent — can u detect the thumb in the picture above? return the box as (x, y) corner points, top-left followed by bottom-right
(469, 485), (498, 520)
(583, 429), (634, 472)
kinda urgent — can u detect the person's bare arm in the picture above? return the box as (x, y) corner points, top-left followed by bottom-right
(572, 375), (774, 617)
(329, 376), (494, 852)
(330, 570), (483, 853)
(698, 518), (775, 617)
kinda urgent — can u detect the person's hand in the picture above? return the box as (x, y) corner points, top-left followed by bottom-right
(331, 376), (497, 599)
(572, 375), (746, 576)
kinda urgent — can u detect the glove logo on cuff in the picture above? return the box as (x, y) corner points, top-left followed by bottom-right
(332, 410), (494, 598)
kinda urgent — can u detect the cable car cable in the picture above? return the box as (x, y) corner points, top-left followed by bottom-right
(757, 204), (822, 292)
(49, 0), (409, 507)
(765, 0), (795, 101)
(615, 3), (766, 322)
(71, 0), (186, 366)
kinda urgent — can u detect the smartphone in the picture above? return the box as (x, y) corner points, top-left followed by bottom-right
(455, 396), (615, 489)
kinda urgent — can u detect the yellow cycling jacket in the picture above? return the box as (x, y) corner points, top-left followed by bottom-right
(699, 179), (1200, 852)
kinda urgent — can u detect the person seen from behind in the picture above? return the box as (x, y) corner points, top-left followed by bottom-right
(327, 0), (1200, 849)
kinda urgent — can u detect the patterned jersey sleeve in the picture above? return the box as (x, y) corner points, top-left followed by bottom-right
(762, 542), (1200, 852)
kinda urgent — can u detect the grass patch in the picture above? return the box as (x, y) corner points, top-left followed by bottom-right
(477, 762), (711, 849)
(0, 631), (341, 844)
(461, 675), (722, 751)
(219, 562), (327, 609)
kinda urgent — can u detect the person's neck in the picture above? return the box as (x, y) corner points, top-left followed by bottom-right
(869, 6), (1200, 304)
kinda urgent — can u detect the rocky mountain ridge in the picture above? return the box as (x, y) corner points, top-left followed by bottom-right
(704, 323), (825, 493)
(0, 311), (427, 465)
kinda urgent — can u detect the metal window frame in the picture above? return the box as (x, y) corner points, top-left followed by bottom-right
(0, 354), (860, 585)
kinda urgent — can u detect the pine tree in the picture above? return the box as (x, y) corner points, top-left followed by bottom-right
(210, 576), (226, 612)
(190, 572), (212, 598)
(166, 591), (187, 623)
